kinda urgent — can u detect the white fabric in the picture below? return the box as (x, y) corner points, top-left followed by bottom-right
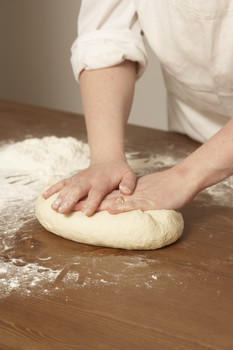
(71, 0), (233, 143)
(71, 0), (147, 79)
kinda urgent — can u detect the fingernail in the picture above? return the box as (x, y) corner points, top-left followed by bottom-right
(119, 184), (131, 194)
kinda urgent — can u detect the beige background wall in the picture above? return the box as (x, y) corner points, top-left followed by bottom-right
(0, 0), (167, 131)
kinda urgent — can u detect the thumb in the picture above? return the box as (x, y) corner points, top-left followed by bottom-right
(119, 171), (136, 195)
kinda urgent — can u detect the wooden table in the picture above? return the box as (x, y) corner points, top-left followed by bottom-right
(0, 99), (233, 350)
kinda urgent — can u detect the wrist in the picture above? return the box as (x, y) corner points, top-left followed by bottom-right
(178, 144), (233, 195)
(171, 162), (201, 200)
(89, 151), (127, 165)
(88, 135), (127, 165)
(173, 160), (231, 202)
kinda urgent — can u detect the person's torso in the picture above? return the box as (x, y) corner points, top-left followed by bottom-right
(134, 0), (233, 141)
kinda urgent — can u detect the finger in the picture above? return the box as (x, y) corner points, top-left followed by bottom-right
(97, 189), (122, 211)
(51, 182), (88, 213)
(102, 189), (121, 201)
(42, 180), (65, 199)
(97, 198), (113, 211)
(119, 171), (137, 195)
(72, 199), (86, 212)
(58, 185), (90, 214)
(107, 197), (137, 214)
(51, 187), (70, 210)
(82, 185), (108, 216)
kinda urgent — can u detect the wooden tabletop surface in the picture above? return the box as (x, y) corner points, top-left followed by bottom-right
(0, 99), (233, 350)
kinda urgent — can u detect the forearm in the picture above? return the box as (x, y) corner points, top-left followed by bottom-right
(177, 118), (233, 195)
(80, 60), (137, 164)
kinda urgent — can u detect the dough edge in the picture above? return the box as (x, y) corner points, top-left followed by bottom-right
(35, 182), (184, 250)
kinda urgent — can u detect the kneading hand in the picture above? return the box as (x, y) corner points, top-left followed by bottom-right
(99, 165), (198, 213)
(42, 160), (136, 216)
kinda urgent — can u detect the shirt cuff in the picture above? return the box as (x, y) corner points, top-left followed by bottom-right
(70, 29), (148, 82)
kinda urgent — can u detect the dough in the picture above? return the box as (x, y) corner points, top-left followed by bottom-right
(35, 182), (184, 250)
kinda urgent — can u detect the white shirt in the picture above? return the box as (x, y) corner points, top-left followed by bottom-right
(71, 0), (233, 143)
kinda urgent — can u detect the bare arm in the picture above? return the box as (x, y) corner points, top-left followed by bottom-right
(179, 117), (233, 192)
(80, 60), (136, 163)
(43, 60), (138, 215)
(101, 117), (233, 213)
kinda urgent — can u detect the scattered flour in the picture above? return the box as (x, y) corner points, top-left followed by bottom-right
(1, 137), (89, 238)
(0, 136), (232, 298)
(0, 135), (180, 245)
(0, 260), (61, 296)
(200, 178), (233, 207)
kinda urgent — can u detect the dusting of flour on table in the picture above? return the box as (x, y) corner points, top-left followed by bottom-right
(0, 136), (232, 298)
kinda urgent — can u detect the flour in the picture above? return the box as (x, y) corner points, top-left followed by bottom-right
(2, 136), (89, 173)
(0, 136), (90, 297)
(200, 177), (233, 207)
(1, 137), (89, 239)
(0, 136), (232, 298)
(0, 136), (179, 243)
(0, 260), (61, 296)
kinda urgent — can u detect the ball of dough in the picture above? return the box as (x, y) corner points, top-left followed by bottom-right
(35, 182), (184, 250)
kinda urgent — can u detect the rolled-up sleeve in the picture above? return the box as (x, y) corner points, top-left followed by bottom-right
(70, 0), (148, 82)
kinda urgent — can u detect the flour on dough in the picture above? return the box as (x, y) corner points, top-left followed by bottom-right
(36, 181), (184, 250)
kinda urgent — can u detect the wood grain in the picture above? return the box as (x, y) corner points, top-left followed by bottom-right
(0, 99), (233, 350)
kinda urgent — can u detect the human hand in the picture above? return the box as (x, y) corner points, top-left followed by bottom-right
(99, 165), (198, 213)
(42, 160), (136, 216)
